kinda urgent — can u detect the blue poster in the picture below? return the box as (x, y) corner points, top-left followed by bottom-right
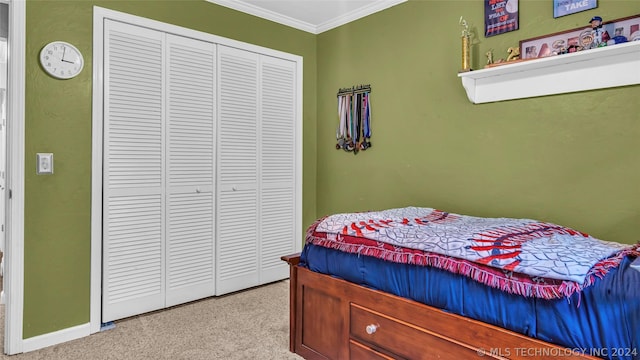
(554, 0), (597, 18)
(485, 0), (519, 37)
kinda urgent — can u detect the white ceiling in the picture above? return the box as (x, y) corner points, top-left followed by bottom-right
(206, 0), (407, 34)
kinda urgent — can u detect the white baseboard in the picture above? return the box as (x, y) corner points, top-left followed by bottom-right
(22, 323), (90, 353)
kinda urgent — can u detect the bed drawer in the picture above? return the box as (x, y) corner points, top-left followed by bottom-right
(350, 303), (486, 360)
(350, 339), (395, 359)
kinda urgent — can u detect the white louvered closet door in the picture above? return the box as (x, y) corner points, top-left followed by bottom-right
(259, 55), (297, 283)
(102, 15), (300, 319)
(103, 20), (166, 322)
(165, 35), (216, 307)
(216, 45), (259, 295)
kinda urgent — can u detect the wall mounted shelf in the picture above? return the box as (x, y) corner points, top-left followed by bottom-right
(458, 41), (640, 104)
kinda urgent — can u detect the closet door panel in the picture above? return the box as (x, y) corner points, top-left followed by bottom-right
(217, 189), (258, 295)
(259, 56), (297, 283)
(103, 20), (165, 322)
(216, 45), (259, 295)
(165, 35), (216, 306)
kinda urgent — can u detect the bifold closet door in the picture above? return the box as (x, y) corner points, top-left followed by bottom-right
(103, 20), (216, 321)
(258, 55), (298, 283)
(103, 20), (166, 322)
(216, 46), (298, 295)
(165, 34), (216, 307)
(216, 45), (260, 295)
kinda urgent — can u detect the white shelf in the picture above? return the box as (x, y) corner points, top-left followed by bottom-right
(458, 41), (640, 104)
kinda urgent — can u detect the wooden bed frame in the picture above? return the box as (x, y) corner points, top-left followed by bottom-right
(282, 254), (599, 360)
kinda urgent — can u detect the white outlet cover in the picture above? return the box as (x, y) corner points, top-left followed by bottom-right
(36, 153), (54, 175)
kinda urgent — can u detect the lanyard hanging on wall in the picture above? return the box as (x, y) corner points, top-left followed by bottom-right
(361, 92), (371, 150)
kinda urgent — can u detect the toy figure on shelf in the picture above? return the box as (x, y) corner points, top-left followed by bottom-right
(589, 16), (610, 48)
(486, 49), (494, 65)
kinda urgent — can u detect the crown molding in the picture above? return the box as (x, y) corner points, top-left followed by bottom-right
(206, 0), (316, 33)
(206, 0), (407, 34)
(316, 0), (406, 33)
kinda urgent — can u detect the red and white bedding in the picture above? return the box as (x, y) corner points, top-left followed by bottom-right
(306, 207), (639, 299)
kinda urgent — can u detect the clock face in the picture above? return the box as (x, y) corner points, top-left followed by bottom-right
(39, 41), (84, 79)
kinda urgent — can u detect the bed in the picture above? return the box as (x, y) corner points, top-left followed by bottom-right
(281, 207), (640, 360)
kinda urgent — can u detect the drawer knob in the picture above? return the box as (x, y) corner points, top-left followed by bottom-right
(365, 324), (379, 335)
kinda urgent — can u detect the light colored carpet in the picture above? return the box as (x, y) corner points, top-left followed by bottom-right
(0, 280), (303, 359)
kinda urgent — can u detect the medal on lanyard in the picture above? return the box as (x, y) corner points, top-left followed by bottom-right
(353, 93), (361, 154)
(336, 95), (347, 150)
(346, 93), (355, 152)
(360, 92), (371, 150)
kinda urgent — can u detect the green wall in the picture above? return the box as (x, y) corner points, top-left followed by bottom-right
(24, 0), (316, 338)
(21, 0), (640, 342)
(316, 0), (639, 243)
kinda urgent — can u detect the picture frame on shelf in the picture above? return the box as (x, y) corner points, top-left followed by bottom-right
(520, 13), (640, 59)
(553, 0), (597, 18)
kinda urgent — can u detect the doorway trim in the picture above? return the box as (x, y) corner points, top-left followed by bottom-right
(4, 0), (25, 355)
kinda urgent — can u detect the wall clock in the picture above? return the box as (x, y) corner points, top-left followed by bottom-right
(39, 41), (84, 79)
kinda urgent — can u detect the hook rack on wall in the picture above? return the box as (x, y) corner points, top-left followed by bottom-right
(337, 84), (371, 96)
(336, 84), (372, 154)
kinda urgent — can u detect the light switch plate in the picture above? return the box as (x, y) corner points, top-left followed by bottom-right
(36, 153), (54, 175)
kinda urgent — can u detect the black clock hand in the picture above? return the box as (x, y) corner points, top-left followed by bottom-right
(61, 46), (78, 64)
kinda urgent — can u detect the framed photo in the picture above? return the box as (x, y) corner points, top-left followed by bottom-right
(520, 14), (640, 59)
(553, 0), (597, 18)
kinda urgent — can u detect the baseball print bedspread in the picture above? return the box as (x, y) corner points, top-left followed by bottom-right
(306, 207), (639, 299)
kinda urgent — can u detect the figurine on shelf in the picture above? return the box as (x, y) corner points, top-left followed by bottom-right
(486, 49), (494, 65)
(588, 16), (610, 48)
(506, 46), (520, 62)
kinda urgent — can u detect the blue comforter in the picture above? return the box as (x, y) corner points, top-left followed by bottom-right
(301, 243), (640, 360)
